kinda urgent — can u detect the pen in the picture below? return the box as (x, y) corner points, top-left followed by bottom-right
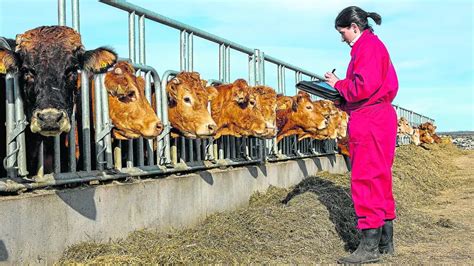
(332, 68), (336, 74)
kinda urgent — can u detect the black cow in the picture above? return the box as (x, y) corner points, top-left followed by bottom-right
(0, 26), (117, 179)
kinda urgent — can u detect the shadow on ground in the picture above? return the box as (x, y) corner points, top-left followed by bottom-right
(282, 175), (360, 250)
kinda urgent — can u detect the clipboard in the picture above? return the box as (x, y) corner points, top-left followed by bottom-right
(296, 80), (344, 102)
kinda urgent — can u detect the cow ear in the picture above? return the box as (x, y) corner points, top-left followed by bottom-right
(166, 78), (179, 104)
(207, 86), (218, 101)
(81, 47), (117, 73)
(0, 49), (19, 75)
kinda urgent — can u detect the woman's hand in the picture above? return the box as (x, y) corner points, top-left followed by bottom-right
(324, 71), (339, 87)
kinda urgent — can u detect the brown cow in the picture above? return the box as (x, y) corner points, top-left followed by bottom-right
(101, 61), (163, 139)
(211, 79), (268, 139)
(276, 92), (327, 142)
(166, 72), (217, 138)
(251, 85), (277, 138)
(418, 122), (441, 144)
(397, 117), (414, 136)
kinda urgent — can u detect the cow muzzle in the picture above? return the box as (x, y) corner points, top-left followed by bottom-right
(195, 122), (217, 138)
(30, 108), (71, 136)
(263, 121), (277, 138)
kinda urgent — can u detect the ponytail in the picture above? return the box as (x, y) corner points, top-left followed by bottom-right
(335, 6), (382, 32)
(366, 12), (382, 25)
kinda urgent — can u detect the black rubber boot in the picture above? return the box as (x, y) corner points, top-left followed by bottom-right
(379, 220), (394, 255)
(337, 227), (382, 264)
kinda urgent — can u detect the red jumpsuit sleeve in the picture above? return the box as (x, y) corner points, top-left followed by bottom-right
(334, 43), (384, 103)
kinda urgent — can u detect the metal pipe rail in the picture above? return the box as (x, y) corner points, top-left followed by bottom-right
(99, 0), (325, 81)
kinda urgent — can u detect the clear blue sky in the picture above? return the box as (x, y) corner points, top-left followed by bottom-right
(1, 0), (472, 131)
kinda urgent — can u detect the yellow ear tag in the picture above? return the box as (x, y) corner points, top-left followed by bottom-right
(280, 104), (287, 109)
(0, 65), (6, 74)
(100, 62), (108, 69)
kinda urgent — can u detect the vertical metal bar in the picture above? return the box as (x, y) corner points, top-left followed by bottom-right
(180, 136), (186, 162)
(248, 54), (255, 86)
(54, 136), (61, 173)
(195, 139), (201, 162)
(219, 44), (225, 82)
(128, 11), (136, 168)
(159, 76), (171, 165)
(180, 30), (187, 71)
(37, 141), (44, 178)
(230, 136), (236, 159)
(260, 52), (265, 85)
(225, 136), (230, 159)
(93, 75), (104, 171)
(138, 14), (146, 64)
(67, 106), (76, 172)
(188, 32), (194, 71)
(58, 0), (66, 26)
(137, 16), (146, 167)
(99, 74), (113, 169)
(277, 65), (281, 93)
(5, 77), (17, 178)
(80, 71), (91, 172)
(13, 75), (28, 176)
(254, 49), (261, 85)
(71, 0), (80, 32)
(225, 45), (231, 83)
(144, 72), (154, 166)
(282, 66), (286, 95)
(129, 11), (136, 62)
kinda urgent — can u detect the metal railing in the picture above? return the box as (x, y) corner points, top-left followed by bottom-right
(0, 0), (435, 192)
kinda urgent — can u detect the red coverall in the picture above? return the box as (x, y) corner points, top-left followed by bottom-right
(334, 29), (398, 230)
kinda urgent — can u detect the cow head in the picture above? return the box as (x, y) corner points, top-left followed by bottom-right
(411, 129), (421, 146)
(104, 61), (163, 139)
(397, 117), (414, 135)
(251, 85), (277, 138)
(166, 72), (217, 138)
(212, 79), (267, 139)
(419, 122), (436, 135)
(0, 26), (117, 137)
(289, 92), (327, 131)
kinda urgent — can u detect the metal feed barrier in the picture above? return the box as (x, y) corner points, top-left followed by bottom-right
(0, 0), (434, 192)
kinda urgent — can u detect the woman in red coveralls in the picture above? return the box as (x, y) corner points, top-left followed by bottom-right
(325, 6), (398, 264)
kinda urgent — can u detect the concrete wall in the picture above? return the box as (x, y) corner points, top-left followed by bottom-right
(0, 155), (348, 264)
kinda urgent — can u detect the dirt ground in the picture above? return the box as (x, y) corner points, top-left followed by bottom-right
(386, 150), (473, 264)
(60, 143), (474, 264)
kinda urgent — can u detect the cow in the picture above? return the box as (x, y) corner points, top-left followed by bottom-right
(411, 128), (421, 146)
(251, 85), (277, 138)
(276, 91), (327, 142)
(165, 72), (217, 138)
(0, 26), (117, 178)
(100, 61), (162, 139)
(397, 117), (414, 136)
(418, 122), (441, 144)
(210, 79), (268, 139)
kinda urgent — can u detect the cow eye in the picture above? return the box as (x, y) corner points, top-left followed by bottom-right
(306, 105), (313, 110)
(183, 96), (191, 104)
(249, 100), (256, 106)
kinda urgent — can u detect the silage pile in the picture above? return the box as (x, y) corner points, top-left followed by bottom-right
(60, 143), (467, 264)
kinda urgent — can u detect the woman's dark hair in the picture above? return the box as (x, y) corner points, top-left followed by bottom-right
(335, 6), (382, 32)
